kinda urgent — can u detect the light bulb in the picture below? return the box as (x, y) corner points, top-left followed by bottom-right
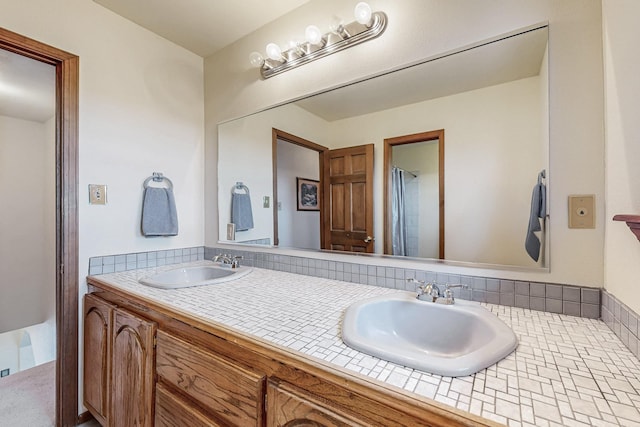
(249, 51), (264, 68)
(354, 2), (372, 25)
(265, 43), (283, 61)
(329, 16), (343, 33)
(305, 25), (322, 45)
(288, 40), (303, 54)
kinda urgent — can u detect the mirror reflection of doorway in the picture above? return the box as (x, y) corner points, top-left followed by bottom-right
(272, 129), (327, 249)
(384, 130), (445, 259)
(272, 130), (375, 253)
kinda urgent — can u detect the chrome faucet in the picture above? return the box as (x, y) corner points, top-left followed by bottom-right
(212, 253), (231, 263)
(407, 278), (441, 302)
(212, 253), (242, 269)
(408, 279), (468, 304)
(420, 282), (441, 302)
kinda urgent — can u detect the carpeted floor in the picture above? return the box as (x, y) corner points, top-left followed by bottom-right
(0, 361), (55, 427)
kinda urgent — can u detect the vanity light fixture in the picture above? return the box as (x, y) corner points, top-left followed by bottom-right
(250, 2), (387, 79)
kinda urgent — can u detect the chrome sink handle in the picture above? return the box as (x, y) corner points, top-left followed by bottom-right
(406, 277), (424, 290)
(212, 253), (232, 264)
(408, 278), (440, 302)
(439, 283), (469, 305)
(213, 253), (243, 268)
(230, 255), (243, 269)
(425, 283), (441, 301)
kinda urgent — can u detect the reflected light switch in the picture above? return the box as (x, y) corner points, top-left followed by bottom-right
(226, 223), (236, 240)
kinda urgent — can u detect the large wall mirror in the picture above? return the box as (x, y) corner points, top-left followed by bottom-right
(218, 24), (549, 269)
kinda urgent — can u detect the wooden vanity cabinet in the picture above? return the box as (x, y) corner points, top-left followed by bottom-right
(266, 380), (364, 427)
(85, 281), (499, 427)
(83, 294), (115, 426)
(83, 294), (157, 427)
(155, 330), (265, 426)
(110, 307), (157, 426)
(155, 382), (224, 427)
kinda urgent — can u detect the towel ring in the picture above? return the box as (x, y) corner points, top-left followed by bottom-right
(232, 182), (250, 195)
(144, 172), (173, 190)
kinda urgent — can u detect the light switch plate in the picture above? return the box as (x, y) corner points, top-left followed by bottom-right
(263, 196), (270, 208)
(568, 194), (595, 228)
(89, 184), (107, 205)
(226, 223), (236, 240)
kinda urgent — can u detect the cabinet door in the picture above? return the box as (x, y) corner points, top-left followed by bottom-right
(83, 294), (115, 427)
(111, 307), (157, 427)
(267, 380), (364, 427)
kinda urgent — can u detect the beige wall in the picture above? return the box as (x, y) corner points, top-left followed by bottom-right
(217, 103), (328, 242)
(329, 77), (545, 266)
(206, 0), (604, 286)
(1, 0), (205, 412)
(43, 116), (56, 322)
(603, 0), (640, 314)
(276, 140), (321, 249)
(0, 116), (54, 333)
(0, 0), (205, 289)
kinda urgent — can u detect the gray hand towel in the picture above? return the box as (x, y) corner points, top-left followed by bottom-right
(231, 193), (254, 231)
(525, 172), (546, 261)
(141, 187), (178, 236)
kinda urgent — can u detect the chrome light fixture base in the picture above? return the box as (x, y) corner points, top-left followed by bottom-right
(260, 11), (387, 79)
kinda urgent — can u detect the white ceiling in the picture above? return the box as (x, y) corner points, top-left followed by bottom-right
(295, 27), (548, 121)
(93, 0), (311, 57)
(0, 1), (309, 123)
(0, 49), (56, 123)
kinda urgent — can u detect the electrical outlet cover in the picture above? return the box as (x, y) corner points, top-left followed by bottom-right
(568, 194), (595, 229)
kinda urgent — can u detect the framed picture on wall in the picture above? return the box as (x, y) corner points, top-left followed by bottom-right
(296, 177), (320, 211)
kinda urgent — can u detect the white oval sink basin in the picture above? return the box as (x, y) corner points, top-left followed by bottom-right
(139, 264), (252, 289)
(342, 293), (518, 377)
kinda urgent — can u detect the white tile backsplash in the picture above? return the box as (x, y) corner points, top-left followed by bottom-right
(89, 261), (640, 427)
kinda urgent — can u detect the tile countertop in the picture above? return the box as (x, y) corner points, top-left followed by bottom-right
(89, 261), (640, 427)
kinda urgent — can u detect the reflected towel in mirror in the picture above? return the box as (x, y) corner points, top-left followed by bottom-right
(231, 192), (254, 231)
(141, 187), (179, 236)
(525, 171), (546, 261)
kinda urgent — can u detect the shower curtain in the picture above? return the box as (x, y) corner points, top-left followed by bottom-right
(391, 167), (408, 256)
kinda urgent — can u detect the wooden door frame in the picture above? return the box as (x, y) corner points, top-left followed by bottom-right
(383, 130), (444, 259)
(272, 129), (328, 247)
(0, 28), (79, 427)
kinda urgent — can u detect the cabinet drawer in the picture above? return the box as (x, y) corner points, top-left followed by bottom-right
(156, 331), (265, 426)
(156, 382), (224, 427)
(267, 379), (365, 427)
